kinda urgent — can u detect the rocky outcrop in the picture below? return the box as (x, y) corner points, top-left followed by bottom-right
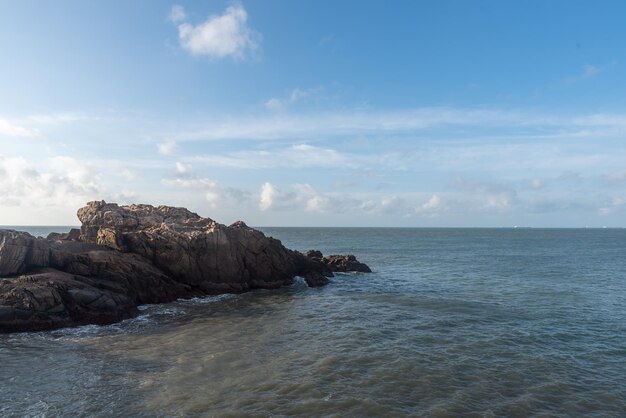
(303, 250), (372, 273)
(0, 201), (371, 333)
(75, 201), (307, 293)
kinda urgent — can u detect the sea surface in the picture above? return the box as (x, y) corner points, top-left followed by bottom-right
(1, 227), (625, 417)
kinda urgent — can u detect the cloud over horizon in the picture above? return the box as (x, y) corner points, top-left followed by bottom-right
(2, 103), (625, 226)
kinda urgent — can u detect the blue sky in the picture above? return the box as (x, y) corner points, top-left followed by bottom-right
(1, 0), (625, 226)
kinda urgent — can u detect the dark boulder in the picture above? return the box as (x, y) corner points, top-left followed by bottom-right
(304, 249), (323, 259)
(303, 270), (330, 287)
(303, 250), (372, 273)
(323, 254), (372, 273)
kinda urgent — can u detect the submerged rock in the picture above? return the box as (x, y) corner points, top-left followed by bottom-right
(0, 201), (371, 333)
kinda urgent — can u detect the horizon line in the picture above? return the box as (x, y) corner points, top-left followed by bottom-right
(1, 225), (624, 230)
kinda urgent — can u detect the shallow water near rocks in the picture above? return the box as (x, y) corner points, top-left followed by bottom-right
(1, 227), (626, 417)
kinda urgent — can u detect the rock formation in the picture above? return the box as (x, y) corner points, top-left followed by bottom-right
(0, 201), (371, 333)
(304, 250), (372, 274)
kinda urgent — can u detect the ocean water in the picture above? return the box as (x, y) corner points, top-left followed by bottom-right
(1, 227), (625, 417)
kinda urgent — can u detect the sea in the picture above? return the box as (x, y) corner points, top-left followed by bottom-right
(1, 227), (625, 417)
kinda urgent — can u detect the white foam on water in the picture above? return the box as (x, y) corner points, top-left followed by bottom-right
(179, 293), (238, 305)
(25, 399), (51, 417)
(292, 276), (308, 287)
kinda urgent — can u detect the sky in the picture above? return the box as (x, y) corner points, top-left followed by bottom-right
(1, 0), (625, 227)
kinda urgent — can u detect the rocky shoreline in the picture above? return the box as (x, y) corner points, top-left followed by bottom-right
(0, 201), (370, 333)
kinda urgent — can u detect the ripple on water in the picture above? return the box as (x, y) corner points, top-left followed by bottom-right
(2, 228), (626, 416)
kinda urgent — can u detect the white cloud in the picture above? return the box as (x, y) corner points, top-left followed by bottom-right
(175, 161), (193, 174)
(415, 194), (447, 216)
(49, 156), (100, 192)
(360, 196), (408, 215)
(167, 107), (620, 143)
(26, 112), (92, 125)
(255, 180), (597, 219)
(293, 184), (330, 212)
(173, 4), (259, 59)
(531, 178), (543, 190)
(566, 64), (603, 84)
(452, 177), (519, 212)
(600, 197), (626, 215)
(163, 176), (217, 190)
(483, 193), (515, 210)
(175, 175), (620, 224)
(583, 65), (603, 77)
(164, 176), (219, 207)
(168, 5), (186, 23)
(0, 155), (102, 209)
(259, 182), (278, 210)
(4, 104), (626, 226)
(162, 171), (249, 209)
(259, 182), (319, 212)
(157, 141), (177, 155)
(264, 98), (283, 110)
(120, 167), (139, 180)
(194, 143), (354, 170)
(0, 118), (39, 138)
(607, 169), (626, 182)
(265, 88), (313, 110)
(259, 183), (362, 214)
(111, 190), (138, 204)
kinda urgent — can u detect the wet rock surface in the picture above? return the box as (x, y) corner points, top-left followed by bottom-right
(0, 201), (371, 332)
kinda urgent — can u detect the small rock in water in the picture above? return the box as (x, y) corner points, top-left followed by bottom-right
(303, 271), (331, 287)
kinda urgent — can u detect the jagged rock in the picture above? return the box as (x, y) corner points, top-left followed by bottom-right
(323, 254), (372, 273)
(304, 249), (323, 259)
(304, 250), (373, 273)
(303, 250), (323, 262)
(47, 228), (81, 242)
(303, 270), (330, 287)
(76, 201), (304, 293)
(0, 201), (371, 333)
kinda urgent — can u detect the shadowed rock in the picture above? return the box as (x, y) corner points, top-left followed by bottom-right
(303, 250), (372, 273)
(323, 254), (372, 273)
(302, 271), (331, 287)
(0, 230), (50, 276)
(0, 201), (371, 333)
